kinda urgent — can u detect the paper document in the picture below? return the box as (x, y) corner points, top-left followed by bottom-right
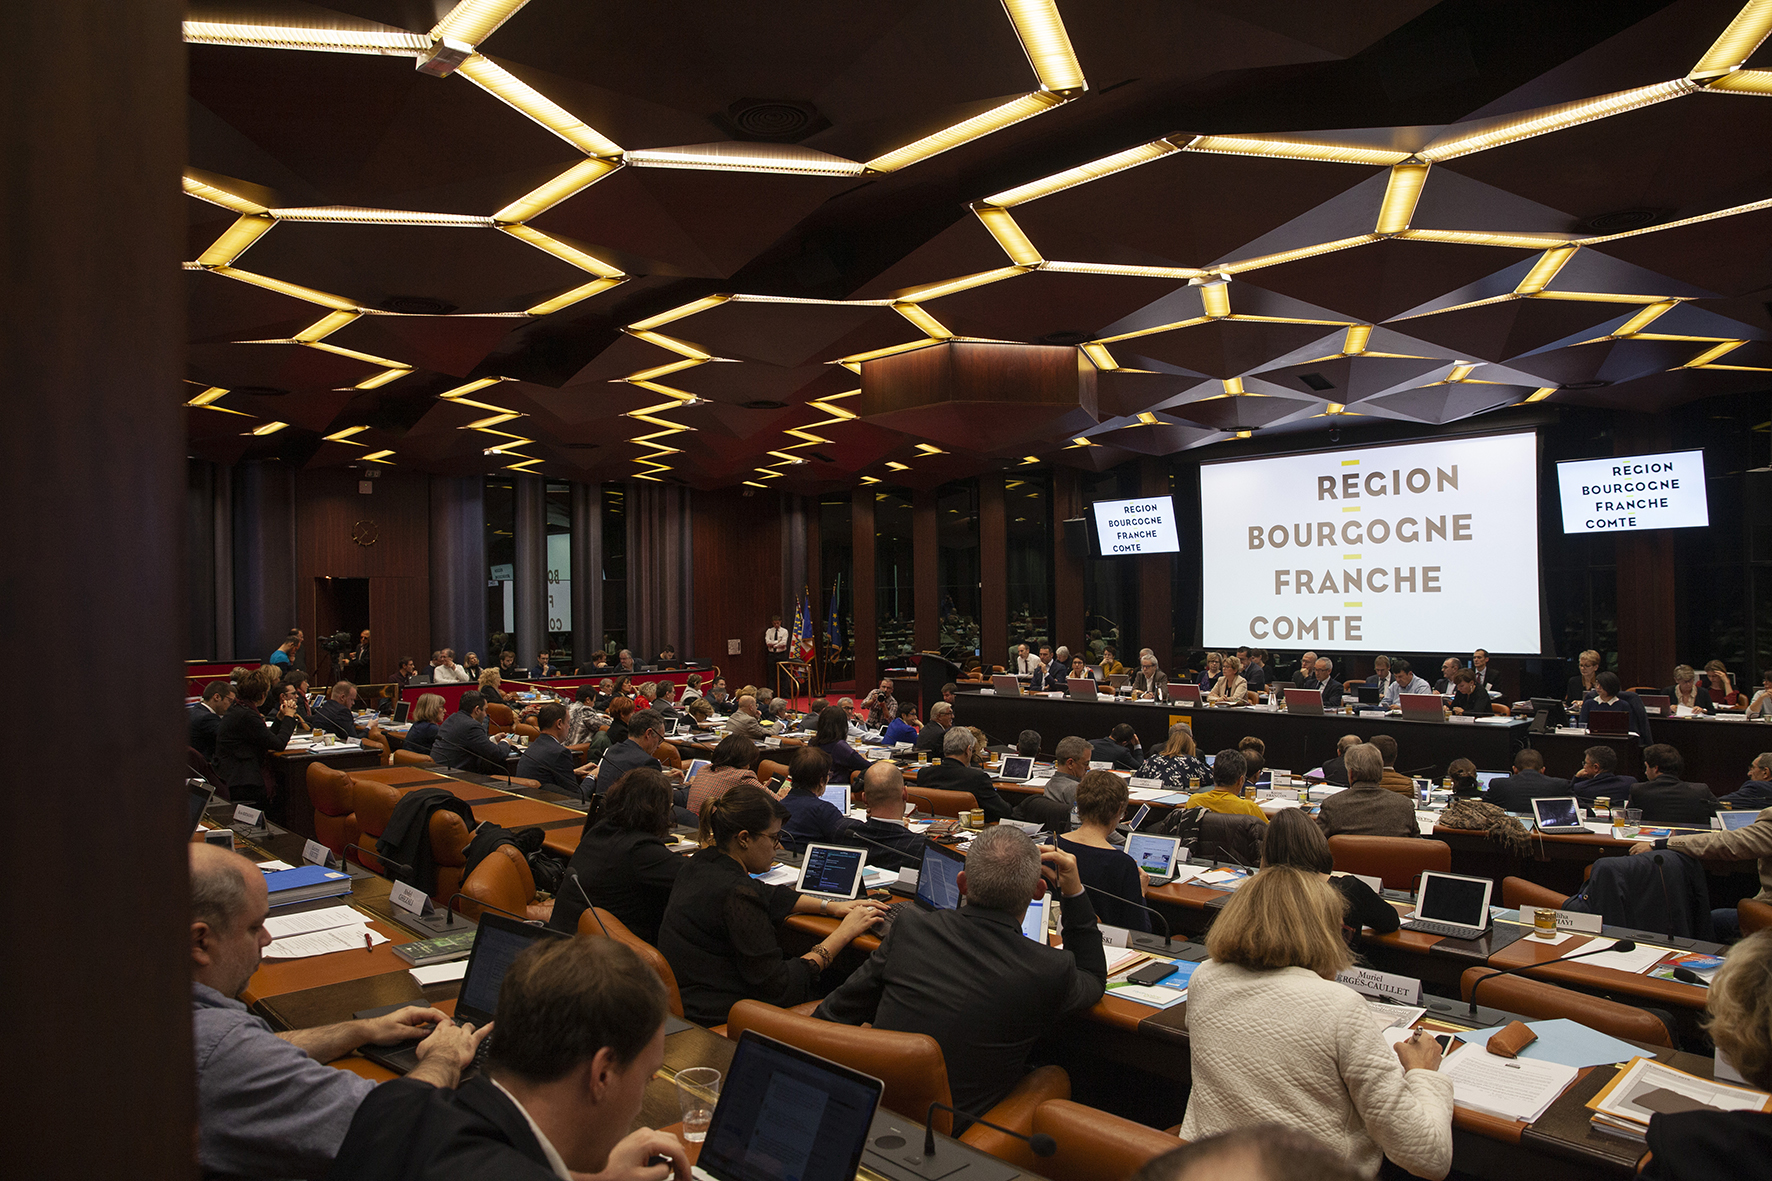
(1453, 1019), (1641, 1070)
(263, 924), (390, 960)
(1105, 948), (1148, 975)
(754, 865), (798, 885)
(256, 860), (295, 872)
(1440, 1045), (1578, 1123)
(265, 905), (367, 939)
(1575, 940), (1676, 975)
(1126, 786), (1172, 801)
(1106, 959), (1197, 1009)
(1169, 865), (1212, 884)
(1590, 1057), (1772, 1129)
(1366, 1002), (1427, 1031)
(409, 961), (470, 986)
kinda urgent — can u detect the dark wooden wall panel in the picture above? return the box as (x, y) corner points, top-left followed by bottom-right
(691, 489), (783, 691)
(913, 490), (939, 652)
(852, 490), (877, 690)
(1612, 417), (1675, 689)
(1138, 458), (1173, 665)
(1053, 467), (1086, 649)
(979, 475), (1008, 671)
(295, 470), (432, 684)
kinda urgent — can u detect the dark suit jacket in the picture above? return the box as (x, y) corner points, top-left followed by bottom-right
(914, 721), (949, 755)
(916, 758), (1012, 820)
(1090, 738), (1142, 771)
(329, 1076), (556, 1180)
(1569, 771), (1637, 805)
(1662, 684), (1716, 714)
(1320, 755), (1349, 788)
(1627, 774), (1718, 825)
(833, 817), (928, 871)
(188, 703), (224, 764)
(591, 738), (662, 796)
(815, 894), (1107, 1113)
(212, 703), (297, 792)
(1303, 676), (1344, 708)
(1719, 778), (1772, 810)
(311, 698), (359, 741)
(431, 712), (512, 774)
(1641, 1110), (1772, 1181)
(515, 734), (579, 793)
(1482, 769), (1575, 813)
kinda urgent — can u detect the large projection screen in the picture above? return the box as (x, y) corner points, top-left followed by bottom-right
(1198, 432), (1540, 654)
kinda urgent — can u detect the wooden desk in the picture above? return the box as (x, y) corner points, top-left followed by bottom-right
(269, 745), (383, 829)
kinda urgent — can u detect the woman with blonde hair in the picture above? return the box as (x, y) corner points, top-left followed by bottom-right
(1181, 865), (1453, 1179)
(404, 692), (446, 756)
(476, 667), (505, 705)
(1196, 652), (1222, 693)
(1566, 648), (1603, 703)
(1135, 723), (1210, 791)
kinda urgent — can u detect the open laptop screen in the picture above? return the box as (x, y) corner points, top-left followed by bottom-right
(697, 1032), (883, 1181)
(796, 844), (865, 901)
(1532, 797), (1582, 829)
(1721, 810), (1762, 830)
(915, 841), (965, 911)
(1413, 872), (1491, 927)
(820, 780), (849, 810)
(998, 755), (1034, 781)
(457, 912), (566, 1024)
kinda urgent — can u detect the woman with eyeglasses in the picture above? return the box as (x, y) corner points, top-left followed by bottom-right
(658, 782), (885, 1025)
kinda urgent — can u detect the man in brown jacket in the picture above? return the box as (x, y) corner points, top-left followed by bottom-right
(1634, 807), (1772, 941)
(1369, 734), (1416, 796)
(1317, 744), (1420, 839)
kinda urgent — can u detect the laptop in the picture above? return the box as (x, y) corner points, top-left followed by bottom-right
(1125, 832), (1182, 881)
(1531, 796), (1588, 834)
(691, 1031), (883, 1181)
(1356, 685), (1382, 706)
(1283, 686), (1324, 715)
(1587, 708), (1631, 736)
(1169, 683), (1203, 706)
(796, 843), (867, 901)
(1400, 871), (1494, 940)
(358, 911), (565, 1076)
(1638, 693), (1672, 717)
(1108, 673), (1130, 690)
(990, 674), (1022, 696)
(820, 780), (851, 811)
(1066, 676), (1099, 701)
(996, 755), (1036, 782)
(1721, 810), (1763, 831)
(1399, 692), (1445, 722)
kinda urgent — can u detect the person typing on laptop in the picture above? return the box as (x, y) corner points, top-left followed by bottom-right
(1480, 749), (1571, 813)
(329, 937), (690, 1181)
(814, 826), (1107, 1115)
(189, 845), (485, 1181)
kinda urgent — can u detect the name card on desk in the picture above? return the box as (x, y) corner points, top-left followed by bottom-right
(1335, 966), (1422, 1005)
(301, 839), (334, 868)
(1088, 761), (1113, 771)
(1099, 924), (1131, 949)
(233, 804), (263, 827)
(893, 742), (913, 754)
(1536, 907), (1603, 935)
(389, 880), (435, 917)
(1128, 778), (1163, 792)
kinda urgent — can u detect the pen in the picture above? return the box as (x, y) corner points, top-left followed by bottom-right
(364, 932), (374, 954)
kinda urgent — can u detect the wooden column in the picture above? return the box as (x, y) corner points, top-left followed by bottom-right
(512, 474), (547, 665)
(1052, 467), (1087, 649)
(1612, 416), (1675, 688)
(232, 459), (298, 661)
(852, 489), (878, 689)
(913, 489), (939, 652)
(4, 1), (192, 1176)
(979, 474), (1008, 671)
(1138, 458), (1174, 664)
(429, 475), (486, 658)
(571, 482), (603, 666)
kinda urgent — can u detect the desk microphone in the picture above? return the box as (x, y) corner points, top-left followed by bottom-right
(833, 828), (924, 877)
(1077, 882), (1173, 950)
(440, 892), (543, 927)
(1466, 940), (1637, 1016)
(564, 870), (615, 939)
(922, 1103), (1054, 1160)
(1211, 843), (1254, 872)
(345, 844), (415, 880)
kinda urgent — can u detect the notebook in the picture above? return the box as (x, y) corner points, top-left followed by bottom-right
(691, 1032), (884, 1181)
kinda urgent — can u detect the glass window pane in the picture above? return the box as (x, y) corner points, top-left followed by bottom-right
(1006, 473), (1052, 660)
(875, 487), (914, 667)
(545, 482), (572, 667)
(819, 493), (853, 677)
(601, 485), (627, 660)
(484, 477), (514, 665)
(937, 479), (980, 668)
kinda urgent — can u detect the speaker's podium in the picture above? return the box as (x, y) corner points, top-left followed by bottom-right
(915, 654), (964, 719)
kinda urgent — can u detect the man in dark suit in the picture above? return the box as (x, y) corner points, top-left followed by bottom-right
(917, 725), (1013, 820)
(312, 681), (365, 742)
(213, 676), (301, 804)
(1569, 744), (1638, 806)
(591, 708), (679, 796)
(815, 826), (1107, 1114)
(1627, 744), (1718, 825)
(1482, 749), (1573, 813)
(189, 680), (234, 764)
(1302, 657), (1344, 709)
(430, 691), (514, 775)
(516, 703), (588, 794)
(1718, 753), (1772, 809)
(329, 938), (687, 1181)
(1090, 723), (1142, 771)
(835, 762), (930, 870)
(914, 701), (953, 755)
(1319, 733), (1361, 788)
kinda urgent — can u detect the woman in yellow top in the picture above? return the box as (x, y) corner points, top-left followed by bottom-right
(1185, 749), (1269, 821)
(1098, 645), (1125, 677)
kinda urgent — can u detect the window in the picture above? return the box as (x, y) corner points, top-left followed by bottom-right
(875, 487), (914, 667)
(818, 492), (853, 669)
(1006, 473), (1052, 658)
(546, 481), (572, 666)
(484, 477), (515, 661)
(1082, 470), (1138, 665)
(601, 485), (627, 660)
(937, 479), (980, 665)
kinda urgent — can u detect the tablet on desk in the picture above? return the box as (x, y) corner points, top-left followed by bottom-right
(796, 843), (867, 901)
(997, 755), (1036, 782)
(1125, 832), (1182, 879)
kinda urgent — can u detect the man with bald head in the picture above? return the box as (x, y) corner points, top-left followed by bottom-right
(189, 844), (486, 1179)
(1296, 651), (1318, 684)
(835, 761), (930, 870)
(724, 694), (767, 741)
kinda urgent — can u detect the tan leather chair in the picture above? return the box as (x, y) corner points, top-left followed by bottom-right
(757, 758), (791, 784)
(511, 723), (539, 739)
(456, 844), (536, 922)
(307, 763), (360, 857)
(576, 907), (685, 1018)
(1327, 835), (1451, 890)
(486, 702), (516, 731)
(350, 779), (402, 875)
(724, 1001), (1070, 1154)
(1740, 897), (1772, 935)
(655, 740), (683, 771)
(1501, 876), (1569, 911)
(1459, 967), (1673, 1047)
(906, 787), (979, 817)
(1019, 1100), (1183, 1181)
(393, 748), (435, 768)
(428, 808), (474, 905)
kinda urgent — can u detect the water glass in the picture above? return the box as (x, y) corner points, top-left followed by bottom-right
(676, 1066), (720, 1143)
(1611, 807), (1642, 838)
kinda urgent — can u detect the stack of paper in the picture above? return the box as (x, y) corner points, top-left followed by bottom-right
(1105, 959), (1198, 1010)
(1588, 1056), (1772, 1141)
(1366, 1001), (1427, 1031)
(262, 906), (390, 960)
(1440, 1045), (1579, 1123)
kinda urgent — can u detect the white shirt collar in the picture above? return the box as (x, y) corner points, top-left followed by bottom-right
(868, 813), (908, 828)
(491, 1078), (571, 1180)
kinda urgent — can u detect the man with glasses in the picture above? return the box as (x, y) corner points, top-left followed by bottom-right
(590, 708), (680, 797)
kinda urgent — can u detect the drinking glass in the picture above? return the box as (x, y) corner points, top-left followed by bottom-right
(676, 1067), (720, 1143)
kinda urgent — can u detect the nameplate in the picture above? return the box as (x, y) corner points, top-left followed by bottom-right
(1645, 705), (1664, 715)
(301, 839), (333, 867)
(232, 804), (263, 827)
(202, 828), (235, 850)
(764, 736), (782, 748)
(979, 688), (994, 695)
(1088, 761), (1113, 771)
(1528, 907), (1603, 934)
(388, 880), (434, 917)
(1254, 789), (1272, 800)
(1335, 966), (1423, 1005)
(1099, 924), (1131, 949)
(1128, 778), (1163, 792)
(893, 742), (912, 754)
(1269, 789), (1300, 801)
(1047, 691), (1065, 699)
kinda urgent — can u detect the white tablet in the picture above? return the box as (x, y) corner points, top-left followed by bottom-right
(795, 843), (867, 901)
(1125, 833), (1182, 878)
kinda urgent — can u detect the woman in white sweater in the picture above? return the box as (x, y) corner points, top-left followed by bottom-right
(1180, 865), (1455, 1179)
